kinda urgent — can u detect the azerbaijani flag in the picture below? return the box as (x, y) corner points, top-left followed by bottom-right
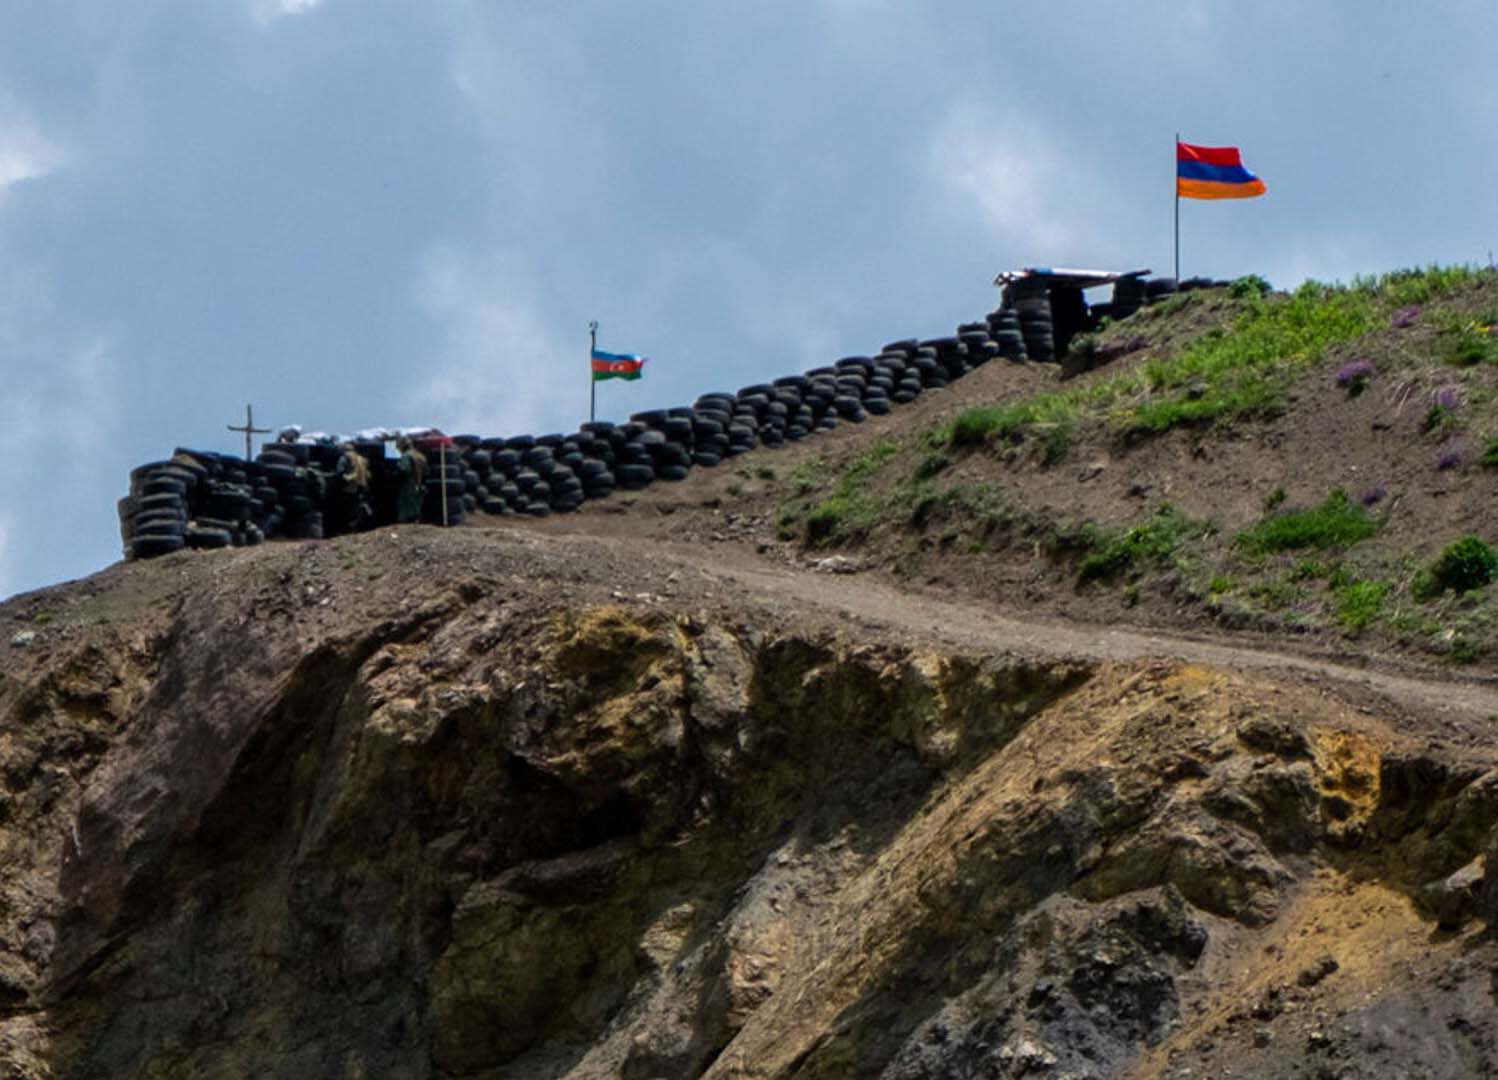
(590, 348), (647, 382)
(1177, 141), (1267, 200)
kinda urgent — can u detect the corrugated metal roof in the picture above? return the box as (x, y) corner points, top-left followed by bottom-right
(993, 267), (1151, 288)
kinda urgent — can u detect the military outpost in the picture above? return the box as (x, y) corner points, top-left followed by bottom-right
(118, 269), (1217, 559)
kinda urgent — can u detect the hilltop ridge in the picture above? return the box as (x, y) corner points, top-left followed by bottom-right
(4, 266), (1498, 1078)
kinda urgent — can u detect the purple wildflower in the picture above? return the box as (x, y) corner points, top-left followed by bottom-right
(1359, 486), (1387, 506)
(1335, 359), (1374, 393)
(1437, 443), (1465, 470)
(1436, 387), (1460, 411)
(1391, 304), (1421, 329)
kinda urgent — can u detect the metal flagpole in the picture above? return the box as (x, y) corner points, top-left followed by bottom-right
(1174, 132), (1181, 283)
(589, 321), (599, 423)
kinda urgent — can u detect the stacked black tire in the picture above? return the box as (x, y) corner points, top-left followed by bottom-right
(120, 458), (202, 559)
(255, 441), (327, 539)
(985, 309), (1027, 361)
(1144, 276), (1178, 306)
(123, 305), (1033, 557)
(1110, 276), (1148, 320)
(1004, 278), (1055, 363)
(119, 448), (292, 559)
(432, 332), (990, 520)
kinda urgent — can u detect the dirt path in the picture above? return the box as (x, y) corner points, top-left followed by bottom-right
(529, 525), (1498, 735)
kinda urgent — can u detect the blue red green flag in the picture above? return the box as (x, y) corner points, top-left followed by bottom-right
(590, 348), (647, 382)
(1177, 141), (1266, 200)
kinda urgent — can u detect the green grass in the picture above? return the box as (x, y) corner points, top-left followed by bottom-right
(1424, 402), (1457, 434)
(1236, 490), (1381, 555)
(1335, 579), (1390, 632)
(789, 456), (826, 496)
(1066, 505), (1216, 583)
(949, 395), (1077, 448)
(913, 452), (952, 481)
(1245, 578), (1306, 611)
(801, 439), (900, 544)
(1366, 264), (1484, 306)
(1449, 636), (1481, 664)
(941, 266), (1492, 450)
(1289, 558), (1331, 581)
(1443, 321), (1498, 366)
(1136, 291), (1199, 320)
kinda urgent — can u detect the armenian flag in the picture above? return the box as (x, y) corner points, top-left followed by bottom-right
(1176, 141), (1266, 200)
(590, 348), (647, 382)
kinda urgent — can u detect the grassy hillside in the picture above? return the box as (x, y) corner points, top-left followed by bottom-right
(770, 266), (1498, 667)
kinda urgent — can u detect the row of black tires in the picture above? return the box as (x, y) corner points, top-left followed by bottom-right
(120, 320), (1001, 555)
(121, 282), (1213, 558)
(449, 330), (997, 519)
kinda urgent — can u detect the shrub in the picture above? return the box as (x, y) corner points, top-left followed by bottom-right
(1481, 438), (1498, 469)
(1236, 490), (1381, 555)
(1450, 637), (1481, 665)
(1416, 535), (1498, 598)
(1228, 274), (1272, 299)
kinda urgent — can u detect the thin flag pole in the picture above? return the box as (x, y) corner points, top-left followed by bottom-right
(1173, 131), (1180, 283)
(589, 321), (599, 424)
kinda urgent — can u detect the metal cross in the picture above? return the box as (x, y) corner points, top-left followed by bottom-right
(227, 404), (271, 462)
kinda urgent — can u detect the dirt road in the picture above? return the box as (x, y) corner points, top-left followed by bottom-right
(524, 523), (1498, 737)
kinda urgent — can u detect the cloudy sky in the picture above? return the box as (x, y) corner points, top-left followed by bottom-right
(3, 2), (1494, 600)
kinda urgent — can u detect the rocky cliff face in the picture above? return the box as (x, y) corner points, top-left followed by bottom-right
(1, 529), (1496, 1078)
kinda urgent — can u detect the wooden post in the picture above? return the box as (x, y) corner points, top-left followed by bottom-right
(227, 404), (271, 462)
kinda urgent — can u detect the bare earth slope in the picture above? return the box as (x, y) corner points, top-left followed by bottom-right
(3, 518), (1498, 1079)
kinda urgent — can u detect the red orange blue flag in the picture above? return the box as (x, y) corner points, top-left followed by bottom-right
(1176, 141), (1266, 200)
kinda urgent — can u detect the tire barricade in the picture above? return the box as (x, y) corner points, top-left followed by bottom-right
(118, 289), (1171, 560)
